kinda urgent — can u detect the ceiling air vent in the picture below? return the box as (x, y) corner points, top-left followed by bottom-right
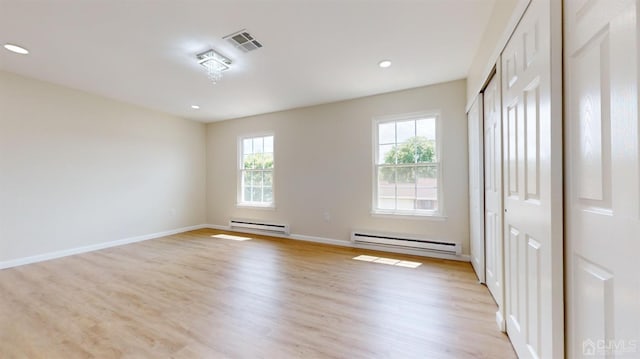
(224, 29), (263, 53)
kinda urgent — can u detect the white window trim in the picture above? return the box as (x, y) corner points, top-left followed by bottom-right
(371, 111), (445, 217)
(237, 132), (276, 209)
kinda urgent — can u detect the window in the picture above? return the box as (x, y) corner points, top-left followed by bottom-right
(239, 134), (274, 207)
(374, 114), (441, 216)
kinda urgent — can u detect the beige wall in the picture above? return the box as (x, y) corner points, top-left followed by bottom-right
(206, 80), (471, 254)
(0, 72), (469, 262)
(0, 71), (207, 262)
(466, 0), (528, 109)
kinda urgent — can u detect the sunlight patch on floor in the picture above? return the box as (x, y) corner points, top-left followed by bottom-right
(212, 234), (253, 241)
(352, 255), (421, 268)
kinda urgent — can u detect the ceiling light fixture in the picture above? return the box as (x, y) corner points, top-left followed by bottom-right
(378, 60), (392, 68)
(191, 105), (200, 109)
(3, 43), (29, 55)
(197, 49), (231, 84)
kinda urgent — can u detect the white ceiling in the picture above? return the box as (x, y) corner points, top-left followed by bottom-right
(0, 0), (495, 122)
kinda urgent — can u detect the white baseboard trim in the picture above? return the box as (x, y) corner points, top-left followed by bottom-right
(207, 224), (349, 247)
(289, 233), (352, 247)
(496, 309), (506, 332)
(208, 224), (233, 231)
(206, 224), (470, 262)
(0, 224), (209, 270)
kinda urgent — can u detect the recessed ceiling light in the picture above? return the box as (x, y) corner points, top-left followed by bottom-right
(3, 43), (29, 55)
(378, 60), (392, 68)
(191, 105), (200, 110)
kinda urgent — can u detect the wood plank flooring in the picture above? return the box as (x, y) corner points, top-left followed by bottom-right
(0, 229), (517, 358)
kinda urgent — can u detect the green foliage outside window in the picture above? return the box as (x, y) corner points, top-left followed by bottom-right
(243, 153), (274, 169)
(381, 136), (436, 182)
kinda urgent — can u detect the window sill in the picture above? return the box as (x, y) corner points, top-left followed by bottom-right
(371, 211), (447, 221)
(236, 203), (276, 211)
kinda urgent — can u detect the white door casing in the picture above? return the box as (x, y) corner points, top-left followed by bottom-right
(468, 95), (485, 283)
(483, 72), (505, 330)
(501, 0), (564, 358)
(565, 0), (640, 358)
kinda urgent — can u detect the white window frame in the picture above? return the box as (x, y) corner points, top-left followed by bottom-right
(372, 111), (444, 218)
(237, 133), (275, 209)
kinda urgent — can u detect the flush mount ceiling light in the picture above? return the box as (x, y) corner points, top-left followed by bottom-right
(191, 105), (200, 110)
(197, 49), (232, 84)
(3, 43), (29, 55)
(378, 60), (392, 68)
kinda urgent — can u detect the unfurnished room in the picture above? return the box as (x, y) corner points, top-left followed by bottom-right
(1, 0), (639, 358)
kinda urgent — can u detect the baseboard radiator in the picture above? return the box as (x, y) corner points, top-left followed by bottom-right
(351, 231), (460, 255)
(229, 219), (290, 235)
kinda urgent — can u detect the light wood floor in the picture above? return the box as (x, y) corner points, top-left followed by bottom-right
(0, 229), (516, 358)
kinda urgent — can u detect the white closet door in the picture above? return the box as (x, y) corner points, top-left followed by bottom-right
(468, 95), (485, 283)
(483, 72), (504, 328)
(501, 0), (564, 357)
(565, 0), (640, 357)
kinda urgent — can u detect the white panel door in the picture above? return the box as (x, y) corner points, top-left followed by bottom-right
(565, 0), (640, 358)
(483, 72), (504, 327)
(468, 95), (485, 283)
(501, 0), (564, 357)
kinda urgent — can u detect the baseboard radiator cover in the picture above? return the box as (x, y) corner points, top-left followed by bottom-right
(351, 231), (460, 255)
(229, 218), (290, 235)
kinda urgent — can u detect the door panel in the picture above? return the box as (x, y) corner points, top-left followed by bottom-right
(468, 95), (485, 283)
(501, 0), (563, 357)
(483, 72), (504, 325)
(565, 0), (640, 357)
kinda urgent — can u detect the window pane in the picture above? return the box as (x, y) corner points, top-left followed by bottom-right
(263, 187), (273, 203)
(396, 120), (415, 143)
(417, 118), (437, 161)
(251, 187), (262, 202)
(397, 195), (416, 210)
(378, 196), (396, 210)
(378, 167), (396, 185)
(253, 137), (264, 153)
(263, 171), (273, 187)
(395, 166), (415, 184)
(379, 122), (396, 144)
(414, 137), (436, 164)
(243, 170), (251, 185)
(245, 154), (270, 170)
(377, 167), (396, 210)
(416, 164), (438, 183)
(416, 199), (438, 211)
(417, 187), (438, 201)
(397, 182), (416, 199)
(379, 144), (395, 164)
(416, 165), (438, 211)
(251, 171), (262, 186)
(243, 154), (254, 169)
(264, 136), (274, 153)
(262, 153), (274, 169)
(255, 154), (264, 170)
(397, 166), (416, 210)
(243, 186), (251, 202)
(243, 138), (253, 155)
(416, 118), (436, 140)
